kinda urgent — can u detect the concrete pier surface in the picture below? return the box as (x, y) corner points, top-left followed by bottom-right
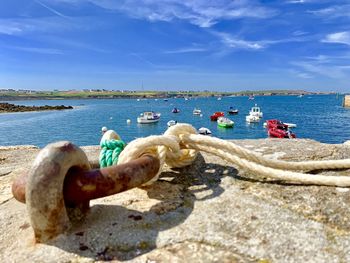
(1, 139), (350, 263)
(343, 95), (350, 107)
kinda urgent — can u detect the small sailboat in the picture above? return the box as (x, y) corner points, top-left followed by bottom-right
(193, 108), (202, 115)
(217, 117), (234, 128)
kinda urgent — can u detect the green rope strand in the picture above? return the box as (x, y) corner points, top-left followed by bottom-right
(99, 139), (126, 168)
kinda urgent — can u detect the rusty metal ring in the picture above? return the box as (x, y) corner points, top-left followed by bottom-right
(13, 141), (160, 243)
(26, 141), (91, 242)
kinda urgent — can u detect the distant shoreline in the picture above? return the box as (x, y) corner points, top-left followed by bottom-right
(0, 102), (73, 113)
(0, 89), (337, 101)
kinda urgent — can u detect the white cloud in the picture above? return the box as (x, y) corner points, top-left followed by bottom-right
(0, 16), (96, 36)
(6, 46), (64, 55)
(0, 24), (22, 35)
(297, 72), (313, 78)
(163, 47), (207, 54)
(292, 61), (345, 78)
(308, 5), (350, 18)
(217, 33), (264, 50)
(291, 53), (350, 79)
(53, 0), (277, 28)
(322, 31), (350, 46)
(214, 32), (306, 50)
(286, 0), (305, 3)
(293, 30), (308, 36)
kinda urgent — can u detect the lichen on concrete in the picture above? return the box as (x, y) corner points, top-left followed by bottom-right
(1, 139), (350, 262)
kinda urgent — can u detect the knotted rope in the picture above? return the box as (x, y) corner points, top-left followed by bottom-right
(99, 130), (126, 168)
(118, 123), (350, 187)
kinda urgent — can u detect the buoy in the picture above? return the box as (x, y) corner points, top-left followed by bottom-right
(127, 119), (131, 124)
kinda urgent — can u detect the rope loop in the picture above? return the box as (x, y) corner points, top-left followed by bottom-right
(99, 139), (126, 168)
(115, 123), (350, 187)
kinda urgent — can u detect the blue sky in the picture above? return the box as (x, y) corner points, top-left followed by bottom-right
(0, 0), (349, 92)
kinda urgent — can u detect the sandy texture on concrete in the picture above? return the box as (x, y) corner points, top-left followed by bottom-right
(1, 139), (350, 262)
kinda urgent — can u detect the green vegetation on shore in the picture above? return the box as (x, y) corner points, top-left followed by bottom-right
(0, 89), (326, 100)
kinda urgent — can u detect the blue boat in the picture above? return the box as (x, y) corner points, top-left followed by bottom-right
(172, 107), (180, 113)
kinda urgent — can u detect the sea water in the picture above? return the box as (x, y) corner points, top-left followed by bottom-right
(0, 94), (349, 147)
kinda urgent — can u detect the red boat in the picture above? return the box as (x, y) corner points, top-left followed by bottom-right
(210, 112), (224, 121)
(266, 119), (296, 138)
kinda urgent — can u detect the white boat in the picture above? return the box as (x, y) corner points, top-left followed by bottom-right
(246, 114), (260, 123)
(249, 104), (263, 118)
(193, 108), (202, 115)
(217, 97), (222, 101)
(137, 111), (161, 124)
(284, 122), (297, 128)
(263, 121), (297, 128)
(217, 117), (234, 128)
(198, 127), (212, 136)
(167, 120), (177, 127)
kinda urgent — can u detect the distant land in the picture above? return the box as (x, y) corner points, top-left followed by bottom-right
(0, 102), (73, 113)
(0, 89), (338, 101)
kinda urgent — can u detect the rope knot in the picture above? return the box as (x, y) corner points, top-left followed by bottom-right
(99, 129), (126, 168)
(118, 123), (198, 185)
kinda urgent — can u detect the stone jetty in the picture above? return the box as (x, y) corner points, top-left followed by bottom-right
(343, 95), (350, 108)
(1, 139), (350, 262)
(0, 102), (73, 113)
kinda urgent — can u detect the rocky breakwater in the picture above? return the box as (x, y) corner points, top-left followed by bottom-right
(0, 102), (73, 113)
(1, 139), (350, 262)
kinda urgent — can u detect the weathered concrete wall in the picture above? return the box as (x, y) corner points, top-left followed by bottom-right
(1, 140), (350, 262)
(343, 95), (350, 107)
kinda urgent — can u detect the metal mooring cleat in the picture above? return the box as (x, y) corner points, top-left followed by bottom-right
(12, 141), (160, 243)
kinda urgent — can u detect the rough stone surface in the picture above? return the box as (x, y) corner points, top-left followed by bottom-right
(343, 95), (350, 108)
(1, 139), (350, 262)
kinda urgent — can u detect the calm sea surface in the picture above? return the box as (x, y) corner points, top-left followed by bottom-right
(0, 94), (349, 147)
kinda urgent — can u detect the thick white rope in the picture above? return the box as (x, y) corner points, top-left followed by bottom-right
(118, 123), (350, 187)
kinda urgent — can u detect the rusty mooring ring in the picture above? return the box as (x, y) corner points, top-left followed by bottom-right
(13, 141), (160, 243)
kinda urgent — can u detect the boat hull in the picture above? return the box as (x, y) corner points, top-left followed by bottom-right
(218, 123), (234, 128)
(137, 118), (159, 124)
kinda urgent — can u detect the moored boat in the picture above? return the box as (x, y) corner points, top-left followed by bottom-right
(246, 114), (260, 123)
(198, 127), (212, 136)
(228, 107), (238, 115)
(137, 111), (161, 124)
(249, 104), (263, 118)
(193, 108), (202, 115)
(210, 112), (224, 121)
(172, 107), (180, 113)
(217, 117), (234, 128)
(264, 120), (297, 129)
(266, 119), (296, 138)
(167, 120), (177, 127)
